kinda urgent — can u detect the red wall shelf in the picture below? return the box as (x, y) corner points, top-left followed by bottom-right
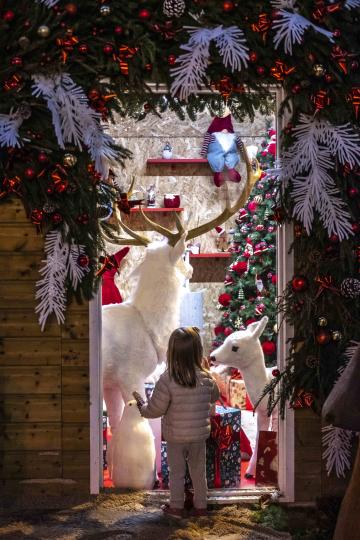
(147, 158), (208, 164)
(190, 253), (231, 258)
(130, 207), (183, 213)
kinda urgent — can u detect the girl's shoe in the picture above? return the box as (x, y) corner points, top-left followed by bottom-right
(214, 172), (225, 187)
(161, 503), (184, 519)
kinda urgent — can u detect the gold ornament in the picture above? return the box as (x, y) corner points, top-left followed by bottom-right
(18, 36), (30, 49)
(332, 330), (342, 341)
(100, 5), (111, 16)
(37, 25), (50, 38)
(317, 317), (328, 327)
(312, 63), (325, 77)
(63, 153), (77, 168)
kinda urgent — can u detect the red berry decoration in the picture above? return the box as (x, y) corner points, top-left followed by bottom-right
(55, 181), (69, 193)
(51, 212), (63, 224)
(256, 66), (265, 76)
(78, 44), (89, 54)
(38, 151), (48, 164)
(249, 51), (258, 63)
(168, 54), (176, 65)
(218, 292), (232, 307)
(103, 43), (114, 55)
(3, 10), (15, 22)
(24, 167), (36, 179)
(223, 0), (235, 11)
(291, 275), (308, 292)
(262, 341), (276, 356)
(78, 254), (90, 267)
(46, 185), (54, 195)
(316, 329), (331, 345)
(139, 8), (151, 20)
(272, 368), (280, 377)
(348, 186), (359, 198)
(223, 327), (234, 336)
(10, 56), (23, 67)
(30, 209), (44, 224)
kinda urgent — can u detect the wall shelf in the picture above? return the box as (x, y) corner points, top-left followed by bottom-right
(190, 253), (231, 259)
(129, 207), (184, 213)
(147, 158), (208, 164)
(122, 206), (183, 231)
(189, 252), (232, 282)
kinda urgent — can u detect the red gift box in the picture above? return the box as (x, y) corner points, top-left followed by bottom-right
(163, 194), (180, 208)
(255, 430), (278, 486)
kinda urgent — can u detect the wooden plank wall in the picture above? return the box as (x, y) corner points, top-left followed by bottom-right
(0, 197), (90, 497)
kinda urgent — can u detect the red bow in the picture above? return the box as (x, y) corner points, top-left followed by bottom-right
(115, 45), (138, 75)
(348, 87), (360, 120)
(210, 415), (238, 488)
(152, 23), (176, 40)
(270, 60), (296, 81)
(292, 390), (314, 409)
(314, 275), (340, 299)
(251, 13), (271, 41)
(96, 255), (119, 277)
(0, 176), (21, 200)
(312, 1), (342, 20)
(331, 45), (349, 75)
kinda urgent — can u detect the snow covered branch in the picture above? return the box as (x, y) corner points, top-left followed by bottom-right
(170, 26), (249, 101)
(322, 425), (353, 478)
(282, 115), (360, 239)
(37, 0), (60, 7)
(32, 73), (117, 178)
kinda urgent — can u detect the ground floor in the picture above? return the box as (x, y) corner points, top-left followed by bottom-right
(0, 491), (340, 540)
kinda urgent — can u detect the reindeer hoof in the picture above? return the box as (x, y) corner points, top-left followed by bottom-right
(244, 473), (254, 479)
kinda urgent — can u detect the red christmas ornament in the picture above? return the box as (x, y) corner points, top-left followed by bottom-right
(247, 201), (258, 213)
(78, 43), (89, 54)
(232, 261), (248, 274)
(291, 275), (308, 292)
(316, 329), (331, 345)
(55, 180), (69, 193)
(24, 167), (36, 179)
(10, 56), (23, 67)
(351, 222), (360, 234)
(88, 89), (101, 101)
(144, 103), (151, 111)
(271, 274), (277, 285)
(245, 318), (257, 326)
(114, 25), (123, 35)
(51, 212), (63, 224)
(348, 186), (359, 198)
(262, 341), (276, 356)
(350, 60), (359, 72)
(223, 327), (234, 336)
(78, 254), (90, 267)
(3, 10), (15, 22)
(139, 8), (151, 20)
(272, 368), (280, 377)
(30, 209), (44, 224)
(214, 325), (225, 336)
(256, 66), (265, 76)
(291, 84), (301, 94)
(103, 43), (114, 55)
(46, 185), (54, 195)
(223, 0), (235, 11)
(64, 3), (77, 15)
(218, 293), (232, 307)
(249, 51), (258, 63)
(168, 54), (176, 65)
(38, 152), (48, 164)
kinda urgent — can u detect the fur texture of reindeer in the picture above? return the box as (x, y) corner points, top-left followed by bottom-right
(210, 316), (277, 478)
(102, 146), (256, 488)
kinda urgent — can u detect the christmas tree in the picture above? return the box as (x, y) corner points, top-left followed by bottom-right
(213, 136), (278, 367)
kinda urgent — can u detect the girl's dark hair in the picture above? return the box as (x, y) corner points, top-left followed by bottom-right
(167, 327), (208, 387)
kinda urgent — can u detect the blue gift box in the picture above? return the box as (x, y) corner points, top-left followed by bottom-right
(161, 405), (241, 489)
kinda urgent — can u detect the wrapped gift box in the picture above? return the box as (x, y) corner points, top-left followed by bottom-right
(161, 405), (241, 489)
(255, 430), (278, 487)
(229, 378), (247, 410)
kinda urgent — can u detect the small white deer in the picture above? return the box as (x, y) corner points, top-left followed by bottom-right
(102, 149), (255, 488)
(210, 316), (277, 478)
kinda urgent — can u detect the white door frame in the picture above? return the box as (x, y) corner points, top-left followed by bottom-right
(89, 87), (295, 500)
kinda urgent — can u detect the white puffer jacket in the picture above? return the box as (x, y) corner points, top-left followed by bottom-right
(140, 368), (220, 443)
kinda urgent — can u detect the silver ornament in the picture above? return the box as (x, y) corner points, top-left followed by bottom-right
(37, 25), (50, 38)
(100, 5), (111, 16)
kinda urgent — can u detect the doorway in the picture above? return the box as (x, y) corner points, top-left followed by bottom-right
(89, 89), (295, 502)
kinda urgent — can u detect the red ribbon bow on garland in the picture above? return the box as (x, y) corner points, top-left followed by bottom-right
(56, 34), (79, 64)
(210, 415), (239, 488)
(331, 45), (349, 75)
(96, 254), (119, 277)
(292, 390), (314, 409)
(314, 275), (340, 299)
(312, 1), (342, 21)
(348, 87), (360, 120)
(270, 60), (296, 81)
(114, 46), (138, 75)
(311, 90), (331, 111)
(152, 22), (176, 41)
(0, 176), (21, 199)
(251, 13), (271, 42)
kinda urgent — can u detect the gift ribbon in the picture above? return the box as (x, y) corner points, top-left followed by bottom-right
(210, 415), (239, 488)
(96, 254), (119, 277)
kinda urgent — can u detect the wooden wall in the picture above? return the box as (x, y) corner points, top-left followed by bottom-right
(0, 197), (90, 498)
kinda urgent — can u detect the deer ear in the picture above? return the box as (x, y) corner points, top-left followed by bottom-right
(170, 234), (186, 263)
(248, 316), (268, 339)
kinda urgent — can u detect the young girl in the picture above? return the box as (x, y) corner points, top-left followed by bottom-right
(134, 327), (220, 518)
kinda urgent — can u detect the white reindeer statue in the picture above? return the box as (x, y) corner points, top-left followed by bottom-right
(102, 148), (255, 489)
(210, 316), (277, 479)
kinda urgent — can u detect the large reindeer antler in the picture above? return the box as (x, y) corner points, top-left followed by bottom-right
(138, 146), (257, 246)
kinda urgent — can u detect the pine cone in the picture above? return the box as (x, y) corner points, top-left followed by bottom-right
(163, 0), (186, 18)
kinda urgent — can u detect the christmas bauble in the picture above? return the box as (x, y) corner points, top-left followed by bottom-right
(55, 181), (69, 193)
(324, 73), (333, 83)
(38, 152), (48, 164)
(3, 10), (15, 22)
(317, 317), (328, 327)
(348, 186), (359, 198)
(271, 368), (280, 377)
(291, 84), (301, 94)
(231, 261), (247, 274)
(214, 325), (225, 336)
(37, 25), (50, 38)
(24, 167), (36, 179)
(18, 36), (30, 49)
(316, 329), (331, 345)
(331, 331), (342, 341)
(256, 66), (265, 76)
(351, 222), (360, 234)
(78, 254), (90, 267)
(247, 201), (257, 213)
(114, 25), (123, 35)
(65, 3), (77, 15)
(249, 51), (258, 63)
(144, 103), (151, 111)
(340, 277), (360, 298)
(223, 0), (235, 11)
(168, 54), (176, 65)
(350, 60), (359, 72)
(218, 293), (232, 306)
(255, 303), (266, 315)
(291, 275), (308, 292)
(78, 44), (89, 54)
(139, 8), (151, 19)
(100, 5), (111, 16)
(88, 89), (101, 101)
(103, 43), (114, 55)
(10, 56), (23, 66)
(63, 153), (77, 168)
(223, 327), (234, 336)
(30, 209), (44, 224)
(163, 0), (186, 18)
